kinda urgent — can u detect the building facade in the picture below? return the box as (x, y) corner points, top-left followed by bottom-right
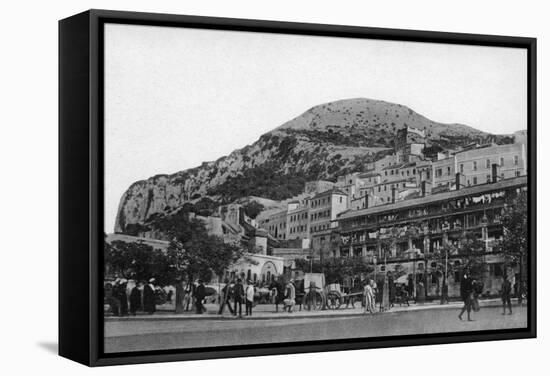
(309, 189), (348, 261)
(337, 176), (527, 299)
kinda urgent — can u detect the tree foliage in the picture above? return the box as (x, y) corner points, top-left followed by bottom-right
(498, 190), (528, 264)
(242, 201), (265, 219)
(104, 239), (169, 283)
(151, 210), (244, 284)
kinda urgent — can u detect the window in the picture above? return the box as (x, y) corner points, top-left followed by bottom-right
(426, 170), (430, 179)
(487, 174), (491, 183)
(413, 169), (416, 174)
(407, 170), (410, 176)
(378, 186), (381, 192)
(500, 157), (504, 166)
(436, 168), (442, 178)
(514, 155), (519, 165)
(385, 171), (388, 176)
(387, 197), (391, 202)
(447, 166), (451, 176)
(460, 164), (464, 173)
(515, 171), (521, 177)
(403, 183), (406, 188)
(473, 161), (477, 171)
(339, 197), (343, 203)
(473, 177), (478, 185)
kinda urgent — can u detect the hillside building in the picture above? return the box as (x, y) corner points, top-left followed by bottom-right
(309, 189), (348, 262)
(336, 175), (527, 299)
(395, 126), (426, 162)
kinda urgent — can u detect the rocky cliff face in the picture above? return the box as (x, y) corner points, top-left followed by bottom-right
(114, 98), (508, 233)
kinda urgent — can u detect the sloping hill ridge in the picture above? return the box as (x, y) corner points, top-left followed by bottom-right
(114, 98), (512, 233)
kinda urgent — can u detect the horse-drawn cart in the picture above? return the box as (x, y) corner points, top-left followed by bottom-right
(301, 273), (364, 310)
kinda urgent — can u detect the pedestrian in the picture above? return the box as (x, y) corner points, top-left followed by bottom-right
(388, 273), (396, 309)
(440, 276), (449, 305)
(143, 278), (156, 314)
(306, 281), (320, 310)
(284, 279), (296, 313)
(398, 284), (410, 306)
(501, 275), (513, 315)
(458, 273), (474, 321)
(472, 278), (483, 312)
(233, 278), (244, 317)
(183, 282), (192, 311)
(416, 280), (425, 305)
(129, 281), (142, 315)
(117, 279), (129, 316)
(407, 275), (414, 302)
(245, 280), (255, 316)
(105, 281), (120, 316)
(175, 278), (185, 314)
(363, 279), (375, 314)
(218, 279), (234, 315)
(195, 280), (206, 314)
(269, 277), (284, 312)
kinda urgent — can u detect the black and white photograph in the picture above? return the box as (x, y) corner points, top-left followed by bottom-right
(4, 0), (549, 374)
(101, 20), (532, 354)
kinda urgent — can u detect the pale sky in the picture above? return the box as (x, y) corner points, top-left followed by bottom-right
(104, 23), (527, 232)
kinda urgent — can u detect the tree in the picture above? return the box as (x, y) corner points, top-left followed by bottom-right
(242, 201), (265, 219)
(104, 239), (168, 283)
(151, 210), (245, 312)
(497, 190), (528, 302)
(457, 231), (488, 279)
(431, 242), (458, 301)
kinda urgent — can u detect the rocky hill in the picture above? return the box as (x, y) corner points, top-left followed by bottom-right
(114, 98), (512, 233)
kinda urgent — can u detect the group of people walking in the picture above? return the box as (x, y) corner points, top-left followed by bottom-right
(218, 278), (298, 317)
(217, 278), (254, 317)
(458, 273), (518, 321)
(106, 272), (524, 319)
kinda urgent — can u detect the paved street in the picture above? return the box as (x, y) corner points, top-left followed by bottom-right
(104, 305), (527, 353)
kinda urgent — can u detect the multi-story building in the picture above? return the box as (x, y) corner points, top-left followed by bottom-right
(336, 175), (527, 299)
(433, 142), (527, 191)
(287, 203), (310, 240)
(309, 189), (348, 261)
(455, 142), (527, 187)
(395, 126), (426, 162)
(259, 209), (288, 240)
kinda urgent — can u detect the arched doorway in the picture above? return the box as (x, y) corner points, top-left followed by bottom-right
(260, 261), (278, 284)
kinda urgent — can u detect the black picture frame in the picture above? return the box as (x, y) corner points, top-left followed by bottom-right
(59, 9), (537, 367)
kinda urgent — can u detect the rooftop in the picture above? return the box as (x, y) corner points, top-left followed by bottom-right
(310, 188), (348, 199)
(338, 175), (527, 220)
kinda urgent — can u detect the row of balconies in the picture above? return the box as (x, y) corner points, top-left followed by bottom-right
(341, 202), (504, 233)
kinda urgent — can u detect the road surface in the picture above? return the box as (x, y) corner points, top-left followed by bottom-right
(104, 306), (527, 353)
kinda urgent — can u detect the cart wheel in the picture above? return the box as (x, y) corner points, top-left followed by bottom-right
(327, 292), (341, 310)
(314, 291), (325, 310)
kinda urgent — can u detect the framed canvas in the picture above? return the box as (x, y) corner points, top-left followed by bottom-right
(59, 9), (536, 366)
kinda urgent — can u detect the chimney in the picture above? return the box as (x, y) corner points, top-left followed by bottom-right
(455, 173), (461, 190)
(392, 186), (396, 203)
(492, 163), (498, 183)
